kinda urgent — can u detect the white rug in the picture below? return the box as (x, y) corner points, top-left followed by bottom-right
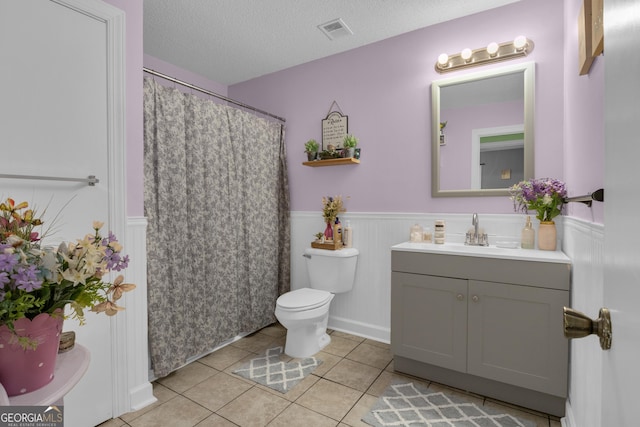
(362, 382), (537, 427)
(232, 347), (322, 393)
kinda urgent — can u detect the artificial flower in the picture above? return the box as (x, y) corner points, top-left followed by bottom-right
(0, 198), (135, 344)
(509, 178), (567, 222)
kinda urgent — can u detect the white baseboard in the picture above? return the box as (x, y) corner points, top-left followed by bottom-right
(129, 383), (157, 411)
(328, 315), (390, 344)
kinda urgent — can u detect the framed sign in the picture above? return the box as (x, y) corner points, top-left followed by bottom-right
(322, 111), (348, 150)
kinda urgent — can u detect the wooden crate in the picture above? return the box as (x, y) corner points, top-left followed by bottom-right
(311, 240), (342, 250)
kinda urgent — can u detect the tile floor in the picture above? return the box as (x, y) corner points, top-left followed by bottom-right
(100, 324), (561, 427)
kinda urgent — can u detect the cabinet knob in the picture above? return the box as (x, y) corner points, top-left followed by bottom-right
(456, 293), (464, 301)
(471, 295), (479, 303)
(563, 307), (612, 350)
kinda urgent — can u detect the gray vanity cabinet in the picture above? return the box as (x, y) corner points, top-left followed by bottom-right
(391, 248), (571, 416)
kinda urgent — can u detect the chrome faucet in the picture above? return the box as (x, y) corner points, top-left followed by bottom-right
(465, 213), (489, 246)
(472, 213), (479, 239)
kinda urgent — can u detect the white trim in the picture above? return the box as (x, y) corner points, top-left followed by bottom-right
(471, 124), (524, 189)
(123, 217), (156, 412)
(52, 0), (137, 417)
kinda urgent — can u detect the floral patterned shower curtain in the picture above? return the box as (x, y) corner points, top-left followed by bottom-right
(143, 78), (290, 377)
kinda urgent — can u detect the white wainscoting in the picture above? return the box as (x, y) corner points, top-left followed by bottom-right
(112, 217), (156, 415)
(290, 211), (564, 343)
(561, 217), (604, 427)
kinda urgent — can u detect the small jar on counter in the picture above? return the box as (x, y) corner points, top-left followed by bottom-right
(410, 224), (423, 242)
(434, 219), (445, 244)
(422, 226), (433, 243)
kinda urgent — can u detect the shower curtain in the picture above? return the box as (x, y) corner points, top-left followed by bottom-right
(143, 78), (290, 377)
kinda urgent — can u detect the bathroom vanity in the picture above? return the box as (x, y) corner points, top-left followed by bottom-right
(390, 242), (571, 416)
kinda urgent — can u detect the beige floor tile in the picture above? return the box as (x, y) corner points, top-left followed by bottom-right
(268, 403), (338, 427)
(195, 413), (238, 426)
(385, 359), (394, 372)
(259, 323), (287, 338)
(323, 335), (360, 358)
(341, 393), (379, 427)
(156, 361), (218, 394)
(120, 382), (178, 423)
(198, 344), (252, 371)
(296, 378), (363, 421)
(330, 330), (365, 343)
(128, 395), (212, 427)
(363, 338), (390, 350)
(324, 358), (382, 392)
(312, 351), (342, 377)
(230, 331), (279, 354)
(122, 324), (560, 427)
(183, 371), (253, 411)
(366, 370), (394, 397)
(97, 418), (127, 427)
(217, 386), (290, 426)
(346, 342), (393, 369)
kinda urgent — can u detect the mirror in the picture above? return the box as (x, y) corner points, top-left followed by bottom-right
(431, 62), (534, 197)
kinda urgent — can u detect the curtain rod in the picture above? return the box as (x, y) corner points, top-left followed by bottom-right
(143, 67), (286, 123)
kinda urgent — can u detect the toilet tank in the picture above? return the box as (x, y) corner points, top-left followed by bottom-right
(304, 247), (359, 293)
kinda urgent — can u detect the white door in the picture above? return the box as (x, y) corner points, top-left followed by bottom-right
(601, 1), (640, 425)
(0, 1), (113, 425)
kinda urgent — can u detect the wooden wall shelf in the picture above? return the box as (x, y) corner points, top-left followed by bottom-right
(303, 157), (360, 167)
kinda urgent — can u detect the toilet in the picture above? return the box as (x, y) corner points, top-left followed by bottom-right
(275, 247), (359, 358)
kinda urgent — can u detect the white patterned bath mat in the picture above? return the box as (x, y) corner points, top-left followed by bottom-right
(232, 346), (322, 393)
(362, 381), (536, 427)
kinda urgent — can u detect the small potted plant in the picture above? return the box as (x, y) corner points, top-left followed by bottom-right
(304, 139), (319, 161)
(342, 134), (358, 158)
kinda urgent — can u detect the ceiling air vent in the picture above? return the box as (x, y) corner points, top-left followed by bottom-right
(318, 18), (353, 40)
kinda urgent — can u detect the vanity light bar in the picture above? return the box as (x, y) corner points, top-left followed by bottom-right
(435, 36), (534, 73)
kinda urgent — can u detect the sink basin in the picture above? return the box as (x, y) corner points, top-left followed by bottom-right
(391, 241), (570, 263)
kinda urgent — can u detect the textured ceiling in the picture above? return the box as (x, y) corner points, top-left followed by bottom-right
(144, 0), (520, 86)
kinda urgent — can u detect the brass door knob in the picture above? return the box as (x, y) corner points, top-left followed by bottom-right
(563, 307), (612, 350)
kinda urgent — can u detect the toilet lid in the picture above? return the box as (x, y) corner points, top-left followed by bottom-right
(277, 288), (332, 311)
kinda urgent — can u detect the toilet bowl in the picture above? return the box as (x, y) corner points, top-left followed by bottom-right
(275, 288), (334, 357)
(275, 247), (359, 358)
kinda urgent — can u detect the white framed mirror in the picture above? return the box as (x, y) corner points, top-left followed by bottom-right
(431, 62), (535, 197)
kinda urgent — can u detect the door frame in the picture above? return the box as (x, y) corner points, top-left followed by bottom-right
(52, 0), (131, 416)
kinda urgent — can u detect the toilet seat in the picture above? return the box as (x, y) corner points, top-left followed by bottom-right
(276, 288), (332, 312)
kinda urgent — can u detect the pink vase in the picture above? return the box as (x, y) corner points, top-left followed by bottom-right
(324, 221), (333, 240)
(538, 221), (557, 251)
(0, 311), (63, 396)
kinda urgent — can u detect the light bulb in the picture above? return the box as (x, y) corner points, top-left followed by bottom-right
(514, 35), (527, 50)
(461, 48), (472, 62)
(437, 53), (449, 66)
(487, 42), (499, 57)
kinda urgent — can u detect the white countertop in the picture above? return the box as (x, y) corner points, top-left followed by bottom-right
(391, 241), (571, 264)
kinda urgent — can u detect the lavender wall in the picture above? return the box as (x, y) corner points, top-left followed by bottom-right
(229, 0), (565, 215)
(143, 54), (229, 99)
(121, 0), (603, 222)
(563, 0), (605, 224)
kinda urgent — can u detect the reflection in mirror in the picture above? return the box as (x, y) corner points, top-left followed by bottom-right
(432, 62), (534, 197)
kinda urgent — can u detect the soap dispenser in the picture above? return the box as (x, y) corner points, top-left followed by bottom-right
(521, 216), (535, 249)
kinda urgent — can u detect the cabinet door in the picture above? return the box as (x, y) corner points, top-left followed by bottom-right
(467, 280), (569, 397)
(391, 272), (467, 372)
